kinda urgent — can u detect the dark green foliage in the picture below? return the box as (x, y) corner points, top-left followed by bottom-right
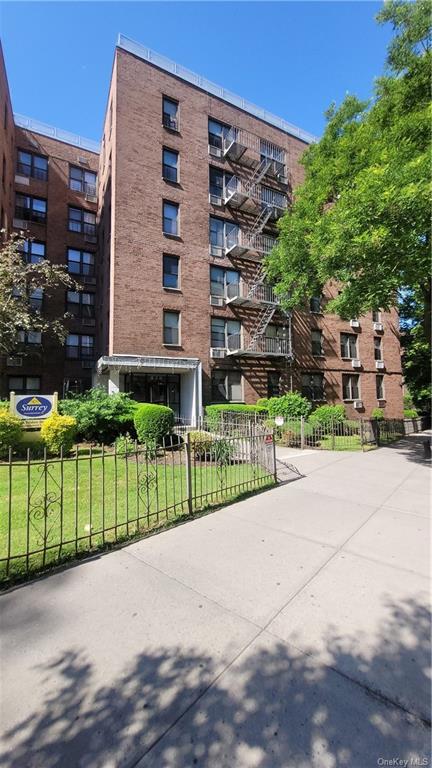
(371, 408), (385, 420)
(309, 405), (346, 427)
(133, 403), (174, 445)
(256, 398), (269, 409)
(267, 393), (311, 419)
(58, 388), (138, 445)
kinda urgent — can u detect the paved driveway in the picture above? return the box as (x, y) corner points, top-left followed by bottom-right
(1, 433), (430, 768)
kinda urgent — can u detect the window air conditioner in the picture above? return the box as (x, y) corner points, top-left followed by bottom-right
(351, 359), (362, 368)
(209, 194), (223, 207)
(13, 219), (28, 230)
(15, 174), (29, 186)
(209, 244), (224, 258)
(350, 319), (360, 329)
(210, 348), (226, 359)
(210, 296), (225, 307)
(353, 400), (363, 409)
(375, 360), (385, 370)
(373, 322), (384, 332)
(208, 146), (222, 158)
(6, 356), (22, 367)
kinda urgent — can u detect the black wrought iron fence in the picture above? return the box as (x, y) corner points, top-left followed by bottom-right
(0, 430), (276, 583)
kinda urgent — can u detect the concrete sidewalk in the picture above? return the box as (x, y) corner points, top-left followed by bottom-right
(1, 434), (430, 768)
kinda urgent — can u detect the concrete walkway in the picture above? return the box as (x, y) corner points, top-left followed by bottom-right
(1, 434), (430, 768)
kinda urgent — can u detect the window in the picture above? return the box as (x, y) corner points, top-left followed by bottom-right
(211, 317), (240, 348)
(17, 330), (42, 345)
(310, 296), (322, 314)
(68, 207), (96, 236)
(15, 194), (47, 224)
(376, 375), (385, 400)
(340, 333), (358, 359)
(374, 337), (382, 361)
(63, 378), (92, 397)
(163, 201), (179, 236)
(267, 371), (280, 398)
(301, 373), (324, 402)
(342, 374), (360, 401)
(211, 370), (242, 402)
(209, 167), (224, 198)
(311, 329), (323, 356)
(17, 150), (48, 181)
(66, 334), (94, 359)
(69, 166), (97, 195)
(372, 310), (381, 322)
(67, 248), (95, 276)
(162, 149), (179, 183)
(20, 240), (45, 263)
(208, 118), (230, 150)
(163, 255), (179, 289)
(210, 266), (240, 298)
(8, 376), (40, 394)
(162, 97), (178, 130)
(66, 291), (95, 318)
(30, 288), (43, 311)
(209, 216), (238, 252)
(163, 311), (180, 345)
(266, 324), (288, 340)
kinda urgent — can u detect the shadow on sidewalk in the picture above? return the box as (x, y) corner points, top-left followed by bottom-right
(1, 598), (430, 768)
(380, 432), (432, 467)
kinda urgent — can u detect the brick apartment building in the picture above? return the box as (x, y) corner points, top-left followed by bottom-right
(0, 37), (404, 423)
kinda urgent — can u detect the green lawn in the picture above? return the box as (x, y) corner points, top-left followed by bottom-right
(0, 451), (273, 582)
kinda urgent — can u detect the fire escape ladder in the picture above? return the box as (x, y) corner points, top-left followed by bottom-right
(246, 264), (266, 302)
(250, 203), (273, 238)
(245, 157), (272, 192)
(247, 304), (277, 350)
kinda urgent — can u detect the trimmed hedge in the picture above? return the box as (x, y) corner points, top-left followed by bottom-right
(309, 404), (346, 427)
(0, 411), (23, 458)
(134, 403), (174, 445)
(267, 393), (311, 419)
(41, 414), (77, 455)
(59, 388), (138, 444)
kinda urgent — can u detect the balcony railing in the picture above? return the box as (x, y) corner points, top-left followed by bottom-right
(226, 332), (292, 357)
(225, 281), (278, 306)
(225, 230), (276, 260)
(223, 177), (288, 215)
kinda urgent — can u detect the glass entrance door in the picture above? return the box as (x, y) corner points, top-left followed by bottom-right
(124, 373), (181, 417)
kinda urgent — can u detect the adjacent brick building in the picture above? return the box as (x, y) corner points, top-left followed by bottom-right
(0, 36), (403, 421)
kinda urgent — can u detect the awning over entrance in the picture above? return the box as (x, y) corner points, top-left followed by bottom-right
(95, 355), (202, 426)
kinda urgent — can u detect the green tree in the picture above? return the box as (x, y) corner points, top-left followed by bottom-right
(267, 0), (431, 344)
(399, 288), (431, 412)
(0, 233), (78, 356)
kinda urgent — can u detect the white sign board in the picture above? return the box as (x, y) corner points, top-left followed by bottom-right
(274, 415), (284, 427)
(11, 393), (57, 421)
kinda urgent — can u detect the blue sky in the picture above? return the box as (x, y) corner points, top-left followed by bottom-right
(1, 2), (392, 144)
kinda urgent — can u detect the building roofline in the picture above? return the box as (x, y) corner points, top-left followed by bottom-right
(14, 114), (100, 154)
(117, 34), (318, 145)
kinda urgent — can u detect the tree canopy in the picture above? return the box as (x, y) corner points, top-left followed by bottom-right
(0, 234), (77, 357)
(266, 0), (431, 341)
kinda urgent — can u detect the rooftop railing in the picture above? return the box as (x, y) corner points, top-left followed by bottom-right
(14, 114), (100, 154)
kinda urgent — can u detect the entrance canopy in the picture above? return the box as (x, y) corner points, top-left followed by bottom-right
(96, 355), (202, 425)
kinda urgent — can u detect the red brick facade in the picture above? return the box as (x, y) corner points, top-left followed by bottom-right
(0, 40), (403, 418)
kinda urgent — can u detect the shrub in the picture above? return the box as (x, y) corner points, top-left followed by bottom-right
(0, 412), (23, 458)
(0, 400), (9, 410)
(188, 430), (214, 458)
(213, 438), (234, 466)
(267, 393), (311, 420)
(256, 398), (269, 409)
(41, 414), (77, 455)
(59, 388), (138, 444)
(403, 392), (415, 409)
(371, 408), (385, 420)
(134, 403), (174, 446)
(404, 408), (418, 418)
(114, 432), (135, 455)
(309, 404), (346, 428)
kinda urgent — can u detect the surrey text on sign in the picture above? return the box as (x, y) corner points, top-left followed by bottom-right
(13, 395), (55, 420)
